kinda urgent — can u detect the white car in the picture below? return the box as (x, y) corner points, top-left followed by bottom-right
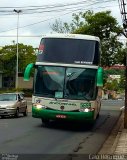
(0, 92), (27, 118)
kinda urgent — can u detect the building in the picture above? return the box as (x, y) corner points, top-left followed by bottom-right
(108, 75), (121, 83)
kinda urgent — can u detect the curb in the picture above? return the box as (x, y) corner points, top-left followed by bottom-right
(111, 114), (124, 154)
(98, 111), (123, 154)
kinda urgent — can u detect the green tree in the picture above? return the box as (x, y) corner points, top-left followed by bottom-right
(0, 43), (36, 76)
(118, 75), (125, 91)
(103, 68), (124, 83)
(104, 79), (119, 91)
(51, 10), (123, 66)
(51, 12), (85, 33)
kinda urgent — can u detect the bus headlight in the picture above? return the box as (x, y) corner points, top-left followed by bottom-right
(84, 108), (89, 112)
(34, 104), (46, 109)
(36, 104), (43, 109)
(79, 108), (90, 112)
(79, 108), (95, 112)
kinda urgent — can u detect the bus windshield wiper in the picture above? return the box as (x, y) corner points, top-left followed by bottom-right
(42, 93), (53, 97)
(67, 72), (76, 80)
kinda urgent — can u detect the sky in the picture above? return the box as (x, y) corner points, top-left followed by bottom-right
(0, 0), (124, 48)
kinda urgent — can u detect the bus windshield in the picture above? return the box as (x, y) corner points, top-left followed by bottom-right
(37, 38), (99, 65)
(34, 65), (97, 100)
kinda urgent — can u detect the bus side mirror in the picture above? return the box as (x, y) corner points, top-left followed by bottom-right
(24, 63), (34, 81)
(97, 67), (103, 87)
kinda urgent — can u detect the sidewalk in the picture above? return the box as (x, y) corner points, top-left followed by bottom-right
(98, 110), (127, 155)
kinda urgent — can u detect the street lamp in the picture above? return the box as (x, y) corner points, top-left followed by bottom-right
(13, 9), (22, 89)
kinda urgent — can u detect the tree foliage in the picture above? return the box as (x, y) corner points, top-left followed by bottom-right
(0, 43), (36, 76)
(103, 69), (125, 91)
(51, 10), (124, 66)
(51, 12), (84, 33)
(104, 79), (119, 91)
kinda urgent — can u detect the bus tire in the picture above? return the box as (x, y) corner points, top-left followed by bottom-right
(88, 121), (95, 128)
(41, 118), (49, 126)
(97, 113), (100, 119)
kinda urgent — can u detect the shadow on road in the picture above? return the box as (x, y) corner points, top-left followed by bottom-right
(0, 114), (29, 119)
(35, 120), (96, 132)
(33, 110), (118, 133)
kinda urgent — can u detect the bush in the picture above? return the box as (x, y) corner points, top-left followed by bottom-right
(22, 88), (33, 97)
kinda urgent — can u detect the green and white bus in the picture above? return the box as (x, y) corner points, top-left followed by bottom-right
(24, 34), (103, 125)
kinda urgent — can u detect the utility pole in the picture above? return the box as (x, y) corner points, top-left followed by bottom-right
(13, 9), (22, 89)
(118, 0), (127, 128)
(125, 45), (127, 128)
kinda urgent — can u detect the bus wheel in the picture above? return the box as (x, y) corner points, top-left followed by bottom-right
(97, 113), (100, 119)
(41, 119), (49, 126)
(88, 121), (95, 128)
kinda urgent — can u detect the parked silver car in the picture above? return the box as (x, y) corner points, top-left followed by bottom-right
(0, 92), (27, 118)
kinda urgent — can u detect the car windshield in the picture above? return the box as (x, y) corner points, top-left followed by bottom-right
(0, 94), (17, 101)
(34, 65), (97, 100)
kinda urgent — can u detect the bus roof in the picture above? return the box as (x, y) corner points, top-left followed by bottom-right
(41, 33), (100, 42)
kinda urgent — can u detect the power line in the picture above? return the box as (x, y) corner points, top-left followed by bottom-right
(0, 35), (41, 37)
(118, 0), (127, 37)
(0, 0), (117, 16)
(0, 0), (118, 34)
(0, 0), (115, 9)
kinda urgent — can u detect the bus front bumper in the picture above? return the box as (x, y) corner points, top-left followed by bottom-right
(32, 107), (95, 122)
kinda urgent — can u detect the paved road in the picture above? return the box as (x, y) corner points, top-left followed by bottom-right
(0, 100), (123, 160)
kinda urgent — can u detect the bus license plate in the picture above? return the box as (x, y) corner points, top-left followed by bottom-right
(56, 115), (66, 119)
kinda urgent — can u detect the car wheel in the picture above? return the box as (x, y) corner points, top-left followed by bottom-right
(23, 107), (28, 117)
(1, 115), (5, 119)
(15, 109), (19, 118)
